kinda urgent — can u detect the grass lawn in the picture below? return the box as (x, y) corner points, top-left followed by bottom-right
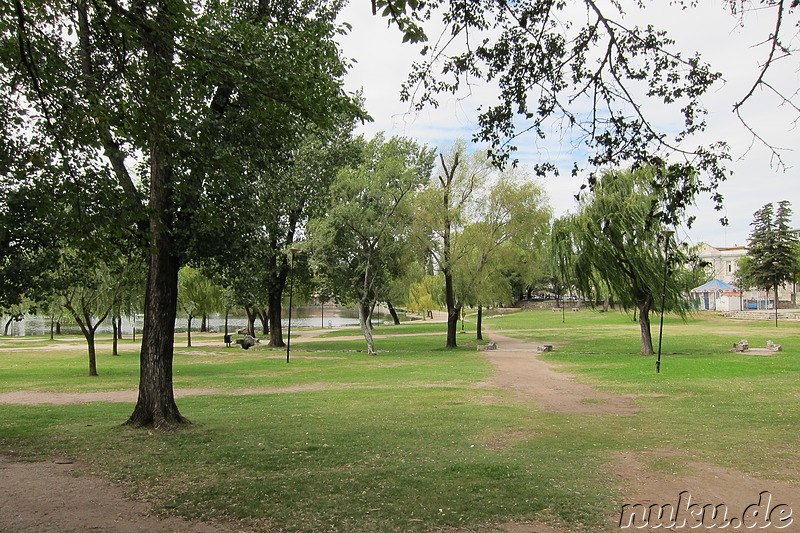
(1, 309), (798, 532)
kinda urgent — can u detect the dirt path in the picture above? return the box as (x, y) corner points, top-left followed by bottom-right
(479, 330), (644, 416)
(2, 327), (799, 532)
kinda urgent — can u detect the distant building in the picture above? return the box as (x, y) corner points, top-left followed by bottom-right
(697, 241), (797, 308)
(697, 243), (747, 285)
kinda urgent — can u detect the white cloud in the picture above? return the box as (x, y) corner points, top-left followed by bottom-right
(336, 1), (799, 246)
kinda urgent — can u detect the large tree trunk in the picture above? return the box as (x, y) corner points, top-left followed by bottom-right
(123, 2), (187, 431)
(476, 305), (483, 341)
(268, 290), (285, 347)
(387, 301), (401, 325)
(358, 301), (376, 356)
(638, 299), (654, 355)
(125, 231), (185, 428)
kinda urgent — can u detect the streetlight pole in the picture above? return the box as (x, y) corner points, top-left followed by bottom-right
(656, 230), (674, 374)
(286, 247), (299, 363)
(773, 261), (779, 328)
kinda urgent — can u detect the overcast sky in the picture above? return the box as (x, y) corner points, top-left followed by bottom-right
(335, 1), (799, 249)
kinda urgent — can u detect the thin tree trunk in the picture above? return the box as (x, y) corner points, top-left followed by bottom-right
(112, 317), (119, 356)
(358, 301), (376, 355)
(4, 317), (12, 336)
(87, 330), (98, 376)
(444, 269), (459, 348)
(244, 306), (257, 337)
(476, 305), (483, 341)
(638, 300), (654, 355)
(387, 301), (401, 325)
(186, 315), (192, 347)
(200, 314), (207, 332)
(257, 309), (269, 335)
(50, 316), (55, 341)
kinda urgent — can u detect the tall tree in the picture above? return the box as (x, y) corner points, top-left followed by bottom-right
(1, 0), (361, 428)
(415, 142), (493, 348)
(415, 142), (550, 347)
(741, 201), (798, 316)
(551, 166), (695, 355)
(309, 134), (435, 355)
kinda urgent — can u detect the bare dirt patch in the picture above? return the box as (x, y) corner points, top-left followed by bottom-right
(479, 331), (644, 416)
(609, 449), (800, 531)
(0, 456), (249, 533)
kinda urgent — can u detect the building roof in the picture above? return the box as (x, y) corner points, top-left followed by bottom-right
(691, 278), (740, 293)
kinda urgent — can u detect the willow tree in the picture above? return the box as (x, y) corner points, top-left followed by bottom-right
(551, 166), (695, 355)
(1, 0), (361, 428)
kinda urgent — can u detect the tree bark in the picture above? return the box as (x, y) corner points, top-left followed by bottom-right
(125, 241), (185, 428)
(257, 309), (269, 335)
(112, 317), (119, 356)
(638, 299), (654, 355)
(122, 1), (187, 430)
(267, 293), (285, 347)
(244, 306), (258, 336)
(387, 301), (401, 325)
(444, 268), (459, 348)
(87, 330), (98, 376)
(476, 305), (483, 341)
(186, 315), (192, 347)
(358, 300), (376, 355)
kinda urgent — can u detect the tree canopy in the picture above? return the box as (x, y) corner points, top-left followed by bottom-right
(551, 166), (697, 355)
(1, 0), (362, 428)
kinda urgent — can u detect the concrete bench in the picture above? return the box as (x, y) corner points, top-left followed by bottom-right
(767, 340), (782, 352)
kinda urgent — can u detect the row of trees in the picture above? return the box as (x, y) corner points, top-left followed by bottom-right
(4, 0), (790, 428)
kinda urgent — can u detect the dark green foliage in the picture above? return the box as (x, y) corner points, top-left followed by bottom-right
(741, 201), (798, 294)
(0, 0), (363, 427)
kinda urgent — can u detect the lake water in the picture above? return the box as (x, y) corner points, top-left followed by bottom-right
(4, 304), (393, 337)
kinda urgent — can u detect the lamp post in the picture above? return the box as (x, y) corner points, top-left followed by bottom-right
(286, 247), (299, 363)
(773, 261), (779, 328)
(656, 230), (674, 374)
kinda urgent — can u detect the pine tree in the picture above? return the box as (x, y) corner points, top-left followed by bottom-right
(744, 201), (798, 313)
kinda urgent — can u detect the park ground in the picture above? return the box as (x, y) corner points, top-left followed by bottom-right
(1, 309), (799, 532)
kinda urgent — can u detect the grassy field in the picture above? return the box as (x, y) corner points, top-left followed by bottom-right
(1, 309), (798, 532)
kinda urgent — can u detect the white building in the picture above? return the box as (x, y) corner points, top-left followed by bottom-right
(697, 243), (747, 286)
